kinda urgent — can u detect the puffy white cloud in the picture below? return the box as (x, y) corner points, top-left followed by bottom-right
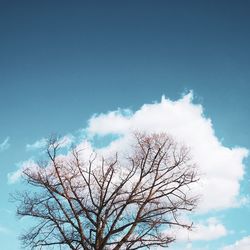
(10, 93), (248, 212)
(0, 137), (10, 152)
(175, 217), (227, 241)
(87, 93), (248, 212)
(88, 109), (132, 136)
(221, 236), (250, 250)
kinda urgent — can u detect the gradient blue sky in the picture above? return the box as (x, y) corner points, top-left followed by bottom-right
(0, 1), (250, 249)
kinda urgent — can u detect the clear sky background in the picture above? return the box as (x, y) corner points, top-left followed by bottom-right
(0, 1), (250, 249)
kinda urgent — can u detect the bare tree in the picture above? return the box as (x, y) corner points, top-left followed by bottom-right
(14, 133), (199, 250)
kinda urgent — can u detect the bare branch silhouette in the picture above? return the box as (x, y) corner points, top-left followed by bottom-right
(14, 133), (199, 250)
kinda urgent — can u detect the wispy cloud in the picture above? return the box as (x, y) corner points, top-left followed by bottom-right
(221, 235), (250, 250)
(9, 135), (75, 183)
(26, 138), (47, 151)
(0, 137), (10, 152)
(57, 134), (75, 148)
(175, 217), (227, 242)
(0, 224), (10, 234)
(8, 159), (36, 184)
(26, 134), (74, 151)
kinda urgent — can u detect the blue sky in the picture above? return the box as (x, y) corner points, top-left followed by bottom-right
(0, 1), (250, 249)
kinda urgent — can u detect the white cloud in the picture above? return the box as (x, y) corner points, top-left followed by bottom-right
(175, 217), (227, 241)
(87, 93), (248, 212)
(57, 134), (75, 148)
(10, 93), (248, 212)
(221, 236), (250, 250)
(88, 109), (132, 136)
(8, 159), (37, 184)
(9, 135), (78, 183)
(0, 137), (10, 152)
(26, 138), (47, 151)
(26, 135), (74, 151)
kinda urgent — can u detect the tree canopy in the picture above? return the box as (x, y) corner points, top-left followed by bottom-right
(15, 133), (199, 250)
